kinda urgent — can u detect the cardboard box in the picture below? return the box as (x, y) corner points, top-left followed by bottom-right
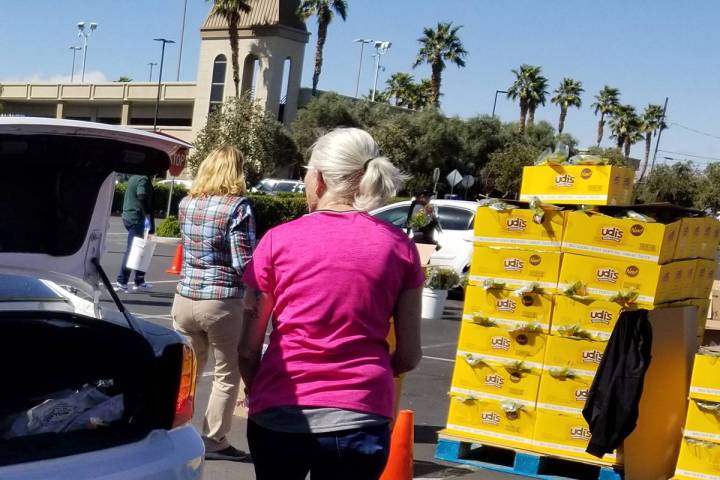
(473, 206), (566, 251)
(690, 353), (720, 403)
(469, 247), (562, 293)
(446, 391), (536, 449)
(550, 296), (628, 340)
(532, 410), (617, 465)
(450, 353), (542, 403)
(561, 210), (680, 264)
(519, 164), (634, 206)
(557, 252), (683, 306)
(462, 286), (554, 333)
(696, 260), (717, 299)
(676, 217), (720, 260)
(684, 398), (720, 443)
(542, 335), (607, 376)
(536, 370), (594, 414)
(457, 323), (547, 365)
(674, 436), (720, 480)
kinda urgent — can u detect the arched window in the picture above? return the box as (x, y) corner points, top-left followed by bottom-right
(241, 54), (260, 98)
(209, 54), (227, 112)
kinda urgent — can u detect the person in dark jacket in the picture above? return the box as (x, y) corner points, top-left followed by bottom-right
(116, 175), (154, 293)
(582, 309), (652, 458)
(406, 190), (440, 246)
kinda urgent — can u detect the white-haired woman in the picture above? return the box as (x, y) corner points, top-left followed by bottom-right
(240, 128), (423, 479)
(172, 145), (255, 462)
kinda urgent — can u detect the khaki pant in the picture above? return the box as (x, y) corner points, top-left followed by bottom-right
(171, 294), (244, 452)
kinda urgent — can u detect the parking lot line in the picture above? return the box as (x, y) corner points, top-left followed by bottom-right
(422, 355), (454, 363)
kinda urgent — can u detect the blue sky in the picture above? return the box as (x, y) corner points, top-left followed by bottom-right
(1, 0), (719, 164)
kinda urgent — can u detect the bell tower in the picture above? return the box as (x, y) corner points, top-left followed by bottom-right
(192, 0), (309, 135)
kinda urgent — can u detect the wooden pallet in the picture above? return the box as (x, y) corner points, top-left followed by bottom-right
(435, 435), (623, 480)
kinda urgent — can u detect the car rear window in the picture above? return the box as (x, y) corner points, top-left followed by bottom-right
(0, 274), (62, 301)
(438, 206), (474, 230)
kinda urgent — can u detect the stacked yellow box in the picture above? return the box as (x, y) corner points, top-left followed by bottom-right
(675, 351), (720, 479)
(519, 164), (634, 205)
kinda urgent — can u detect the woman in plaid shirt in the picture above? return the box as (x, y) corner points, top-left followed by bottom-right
(171, 145), (256, 462)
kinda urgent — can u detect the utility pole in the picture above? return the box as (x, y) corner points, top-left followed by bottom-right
(648, 97), (670, 178)
(69, 46), (82, 82)
(152, 38), (175, 132)
(492, 90), (508, 117)
(370, 41), (391, 102)
(77, 21), (98, 83)
(176, 0), (188, 81)
(147, 62), (157, 82)
(353, 38), (373, 98)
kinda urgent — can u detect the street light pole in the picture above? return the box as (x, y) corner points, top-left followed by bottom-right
(147, 62), (157, 82)
(492, 90), (508, 117)
(370, 41), (391, 102)
(69, 46), (82, 82)
(77, 21), (98, 83)
(176, 0), (188, 81)
(648, 96), (670, 178)
(152, 38), (175, 132)
(353, 38), (373, 98)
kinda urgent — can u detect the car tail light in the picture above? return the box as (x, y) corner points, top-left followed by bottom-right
(173, 344), (197, 428)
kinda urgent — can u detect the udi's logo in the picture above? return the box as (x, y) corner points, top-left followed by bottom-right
(582, 350), (604, 364)
(600, 226), (624, 242)
(484, 374), (504, 389)
(481, 412), (501, 425)
(581, 168), (593, 179)
(570, 426), (592, 441)
(506, 217), (528, 232)
(589, 309), (613, 325)
(575, 389), (589, 402)
(504, 258), (524, 272)
(626, 265), (640, 277)
(630, 224), (645, 236)
(490, 336), (511, 351)
(521, 295), (535, 307)
(496, 298), (517, 313)
(529, 254), (542, 266)
(555, 174), (575, 187)
(596, 268), (619, 283)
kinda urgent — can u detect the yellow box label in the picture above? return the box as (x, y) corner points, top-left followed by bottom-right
(542, 335), (607, 376)
(536, 371), (593, 414)
(561, 211), (679, 264)
(675, 437), (720, 479)
(473, 206), (566, 251)
(551, 296), (628, 340)
(463, 286), (554, 333)
(470, 247), (562, 292)
(532, 410), (617, 465)
(690, 354), (720, 403)
(457, 323), (547, 365)
(446, 393), (536, 449)
(519, 165), (634, 206)
(557, 252), (681, 305)
(450, 353), (541, 404)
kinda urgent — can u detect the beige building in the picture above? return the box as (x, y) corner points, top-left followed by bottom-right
(0, 0), (309, 148)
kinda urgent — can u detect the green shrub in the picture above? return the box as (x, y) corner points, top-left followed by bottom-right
(156, 216), (181, 238)
(112, 181), (188, 216)
(247, 193), (308, 237)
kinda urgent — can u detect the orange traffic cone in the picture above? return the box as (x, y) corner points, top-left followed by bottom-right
(166, 243), (183, 275)
(380, 409), (414, 480)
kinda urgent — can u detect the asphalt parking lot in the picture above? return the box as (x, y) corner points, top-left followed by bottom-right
(101, 217), (520, 480)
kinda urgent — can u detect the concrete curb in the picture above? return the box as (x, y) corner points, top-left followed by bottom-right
(155, 236), (180, 245)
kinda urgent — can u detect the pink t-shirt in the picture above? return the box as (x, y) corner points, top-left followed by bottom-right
(242, 211), (425, 418)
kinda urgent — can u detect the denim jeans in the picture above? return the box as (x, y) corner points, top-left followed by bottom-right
(116, 219), (146, 286)
(247, 420), (390, 480)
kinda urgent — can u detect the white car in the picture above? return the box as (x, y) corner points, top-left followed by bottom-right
(0, 118), (204, 479)
(371, 199), (477, 275)
(251, 178), (305, 194)
(157, 178), (193, 189)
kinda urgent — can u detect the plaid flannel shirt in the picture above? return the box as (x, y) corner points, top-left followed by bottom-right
(176, 195), (256, 300)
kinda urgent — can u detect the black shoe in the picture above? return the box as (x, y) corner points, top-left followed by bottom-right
(205, 445), (251, 462)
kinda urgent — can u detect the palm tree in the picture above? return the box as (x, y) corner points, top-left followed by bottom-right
(386, 72), (416, 107)
(609, 104), (642, 158)
(506, 64), (546, 134)
(413, 22), (467, 107)
(551, 78), (583, 134)
(638, 104), (666, 179)
(591, 86), (620, 146)
(209, 0), (252, 97)
(298, 0), (348, 95)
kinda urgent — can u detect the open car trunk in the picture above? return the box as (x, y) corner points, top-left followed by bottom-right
(0, 312), (182, 466)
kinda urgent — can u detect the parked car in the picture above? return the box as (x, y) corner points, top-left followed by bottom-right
(251, 178), (305, 194)
(0, 118), (204, 479)
(156, 178), (193, 189)
(370, 199), (477, 275)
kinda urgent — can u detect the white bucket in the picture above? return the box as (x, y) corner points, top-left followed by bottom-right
(421, 288), (448, 320)
(126, 236), (157, 272)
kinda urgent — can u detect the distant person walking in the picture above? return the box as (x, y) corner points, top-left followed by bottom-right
(406, 190), (440, 247)
(240, 128), (423, 480)
(116, 175), (154, 293)
(171, 145), (256, 462)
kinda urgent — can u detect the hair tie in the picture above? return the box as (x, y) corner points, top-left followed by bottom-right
(363, 158), (375, 172)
